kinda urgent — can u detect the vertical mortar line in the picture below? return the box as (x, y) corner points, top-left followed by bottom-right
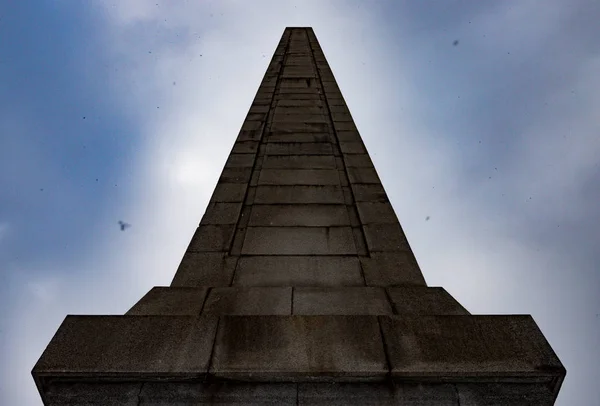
(291, 286), (295, 315)
(383, 287), (399, 315)
(376, 316), (393, 385)
(226, 28), (292, 276)
(198, 286), (213, 315)
(205, 316), (222, 384)
(306, 28), (369, 286)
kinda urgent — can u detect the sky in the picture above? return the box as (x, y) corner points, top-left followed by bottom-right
(0, 0), (599, 404)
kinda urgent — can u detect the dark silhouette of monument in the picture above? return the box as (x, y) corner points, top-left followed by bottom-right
(33, 27), (565, 405)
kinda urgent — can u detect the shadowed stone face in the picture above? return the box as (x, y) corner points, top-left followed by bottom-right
(32, 27), (565, 405)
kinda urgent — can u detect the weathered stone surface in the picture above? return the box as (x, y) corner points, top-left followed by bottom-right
(455, 383), (555, 406)
(233, 256), (364, 286)
(203, 287), (292, 315)
(339, 141), (366, 154)
(241, 226), (356, 255)
(255, 185), (344, 204)
(294, 287), (392, 315)
(363, 223), (410, 252)
(336, 131), (361, 142)
(44, 383), (143, 406)
(380, 315), (565, 382)
(140, 382), (298, 405)
(200, 202), (242, 225)
(272, 114), (327, 123)
(210, 182), (247, 202)
(266, 142), (333, 155)
(211, 316), (387, 381)
(361, 252), (427, 286)
(352, 184), (388, 202)
(263, 155), (335, 169)
(270, 121), (330, 133)
(126, 287), (208, 316)
(356, 202), (399, 224)
(298, 382), (459, 405)
(345, 154), (374, 168)
(249, 204), (349, 227)
(171, 252), (237, 287)
(225, 153), (256, 168)
(268, 132), (331, 143)
(232, 141), (260, 154)
(347, 167), (381, 184)
(259, 169), (340, 185)
(220, 167), (252, 183)
(386, 287), (470, 315)
(187, 225), (236, 252)
(274, 106), (324, 115)
(276, 99), (324, 107)
(33, 315), (218, 379)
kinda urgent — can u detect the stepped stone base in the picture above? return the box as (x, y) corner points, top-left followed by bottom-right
(32, 309), (564, 405)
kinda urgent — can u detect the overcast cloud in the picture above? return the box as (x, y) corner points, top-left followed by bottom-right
(1, 1), (599, 405)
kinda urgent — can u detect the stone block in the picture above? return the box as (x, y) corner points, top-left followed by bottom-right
(236, 129), (263, 142)
(455, 383), (555, 406)
(246, 112), (268, 121)
(210, 182), (247, 203)
(274, 106), (324, 115)
(225, 153), (255, 168)
(336, 131), (361, 142)
(263, 155), (335, 169)
(242, 121), (265, 131)
(210, 315), (387, 381)
(203, 287), (292, 315)
(186, 225), (236, 252)
(298, 382), (459, 405)
(241, 226), (356, 255)
(244, 187), (256, 206)
(44, 382), (143, 406)
(232, 141), (259, 154)
(276, 99), (324, 107)
(386, 287), (470, 315)
(331, 112), (353, 122)
(363, 224), (410, 252)
(294, 287), (392, 315)
(249, 204), (350, 227)
(248, 104), (271, 114)
(328, 105), (350, 113)
(338, 170), (349, 186)
(220, 167), (252, 183)
(255, 185), (344, 204)
(200, 202), (242, 225)
(33, 315), (218, 380)
(126, 287), (208, 316)
(361, 252), (427, 287)
(272, 114), (328, 123)
(347, 167), (380, 184)
(233, 256), (364, 287)
(274, 93), (322, 101)
(270, 121), (330, 133)
(259, 169), (340, 185)
(345, 154), (374, 168)
(266, 142), (333, 155)
(268, 132), (331, 143)
(352, 184), (388, 202)
(356, 202), (399, 224)
(379, 315), (566, 385)
(171, 252), (237, 287)
(340, 141), (366, 154)
(140, 382), (298, 405)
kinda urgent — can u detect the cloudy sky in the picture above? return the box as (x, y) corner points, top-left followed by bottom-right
(1, 0), (599, 404)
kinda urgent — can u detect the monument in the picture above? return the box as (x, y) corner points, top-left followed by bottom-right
(32, 27), (565, 405)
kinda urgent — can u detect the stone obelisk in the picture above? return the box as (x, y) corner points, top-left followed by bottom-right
(33, 27), (565, 405)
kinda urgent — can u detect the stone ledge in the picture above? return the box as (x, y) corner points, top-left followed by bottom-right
(39, 381), (560, 405)
(33, 314), (565, 403)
